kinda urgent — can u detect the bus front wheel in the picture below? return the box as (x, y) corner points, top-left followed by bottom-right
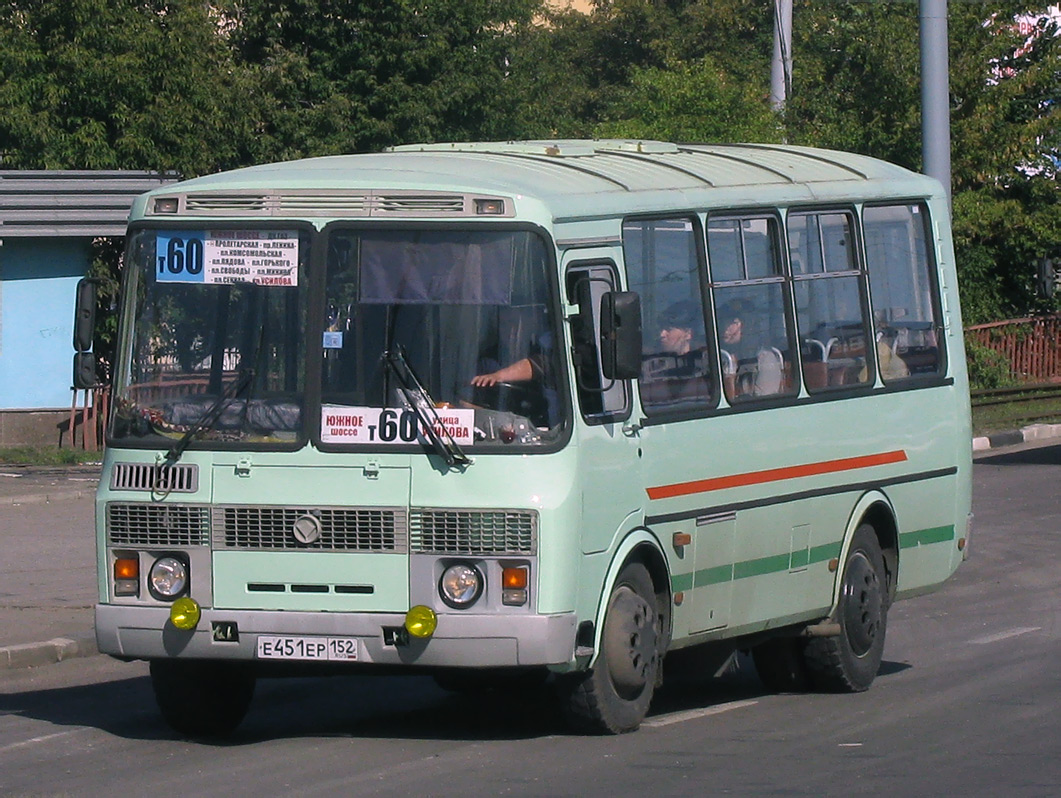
(560, 561), (661, 734)
(804, 524), (888, 692)
(150, 659), (256, 738)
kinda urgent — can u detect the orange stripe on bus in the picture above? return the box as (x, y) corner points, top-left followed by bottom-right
(646, 450), (908, 501)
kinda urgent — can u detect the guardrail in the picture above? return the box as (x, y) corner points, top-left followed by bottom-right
(965, 314), (1061, 383)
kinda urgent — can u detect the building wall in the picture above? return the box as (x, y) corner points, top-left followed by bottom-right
(0, 237), (90, 411)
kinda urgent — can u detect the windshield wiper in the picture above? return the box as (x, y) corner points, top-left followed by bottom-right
(165, 322), (266, 464)
(382, 346), (471, 468)
(164, 366), (256, 464)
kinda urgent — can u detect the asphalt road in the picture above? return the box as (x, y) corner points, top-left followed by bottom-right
(0, 443), (1058, 796)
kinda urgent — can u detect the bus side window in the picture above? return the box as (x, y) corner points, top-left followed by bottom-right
(622, 217), (716, 415)
(863, 203), (945, 381)
(708, 215), (797, 403)
(788, 210), (872, 391)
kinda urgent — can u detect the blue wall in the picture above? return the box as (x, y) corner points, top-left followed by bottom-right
(0, 238), (91, 409)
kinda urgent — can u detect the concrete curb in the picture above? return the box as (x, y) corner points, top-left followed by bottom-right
(972, 422), (1061, 452)
(0, 634), (98, 670)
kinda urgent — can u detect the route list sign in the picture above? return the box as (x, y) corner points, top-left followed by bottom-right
(321, 405), (475, 446)
(156, 230), (299, 286)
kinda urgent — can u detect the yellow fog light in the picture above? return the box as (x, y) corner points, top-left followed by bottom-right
(404, 605), (437, 639)
(169, 597), (201, 630)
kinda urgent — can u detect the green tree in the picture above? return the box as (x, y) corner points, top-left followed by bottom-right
(506, 0), (776, 139)
(229, 0), (543, 153)
(785, 2), (1060, 323)
(0, 0), (258, 175)
(596, 56), (782, 142)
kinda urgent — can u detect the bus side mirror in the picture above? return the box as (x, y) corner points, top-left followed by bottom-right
(73, 351), (99, 389)
(600, 291), (642, 381)
(73, 278), (98, 352)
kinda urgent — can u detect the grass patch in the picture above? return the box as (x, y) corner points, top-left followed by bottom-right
(0, 446), (103, 466)
(971, 394), (1061, 437)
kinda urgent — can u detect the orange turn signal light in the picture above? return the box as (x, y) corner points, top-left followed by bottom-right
(502, 566), (528, 590)
(114, 558), (139, 580)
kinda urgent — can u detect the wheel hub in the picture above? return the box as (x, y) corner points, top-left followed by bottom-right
(843, 551), (883, 657)
(603, 586), (658, 699)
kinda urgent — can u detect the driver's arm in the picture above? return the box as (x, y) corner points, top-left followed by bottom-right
(471, 357), (534, 387)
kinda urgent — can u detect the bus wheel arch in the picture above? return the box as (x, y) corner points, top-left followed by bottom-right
(805, 520), (890, 692)
(859, 499), (899, 607)
(561, 536), (670, 733)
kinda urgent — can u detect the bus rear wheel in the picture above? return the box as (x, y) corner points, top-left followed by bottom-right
(150, 659), (256, 738)
(804, 524), (888, 692)
(560, 562), (660, 734)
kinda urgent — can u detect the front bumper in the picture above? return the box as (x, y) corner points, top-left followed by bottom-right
(95, 604), (577, 667)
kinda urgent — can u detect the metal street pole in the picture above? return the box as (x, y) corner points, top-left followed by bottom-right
(770, 0), (793, 110)
(921, 0), (952, 205)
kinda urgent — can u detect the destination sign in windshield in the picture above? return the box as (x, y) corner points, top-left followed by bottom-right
(156, 230), (299, 286)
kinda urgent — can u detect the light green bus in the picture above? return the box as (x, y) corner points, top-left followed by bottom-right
(90, 140), (972, 736)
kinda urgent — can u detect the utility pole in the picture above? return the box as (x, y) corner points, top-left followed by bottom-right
(770, 0), (793, 110)
(920, 0), (952, 204)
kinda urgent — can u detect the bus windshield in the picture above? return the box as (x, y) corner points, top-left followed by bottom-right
(320, 229), (565, 448)
(110, 228), (308, 447)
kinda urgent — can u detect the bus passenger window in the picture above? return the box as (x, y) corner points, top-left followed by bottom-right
(707, 216), (796, 403)
(623, 218), (715, 414)
(788, 211), (872, 391)
(863, 203), (944, 381)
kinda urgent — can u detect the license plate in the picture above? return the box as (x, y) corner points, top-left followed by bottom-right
(256, 635), (359, 661)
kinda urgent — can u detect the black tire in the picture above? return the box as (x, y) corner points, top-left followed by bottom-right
(560, 562), (661, 734)
(751, 637), (812, 693)
(804, 524), (888, 692)
(150, 659), (256, 738)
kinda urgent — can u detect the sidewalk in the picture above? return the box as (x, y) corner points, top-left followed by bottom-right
(0, 464), (102, 669)
(2, 424), (1060, 671)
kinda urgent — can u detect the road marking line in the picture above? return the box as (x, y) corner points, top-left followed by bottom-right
(643, 699), (759, 728)
(968, 626), (1041, 645)
(0, 728), (89, 755)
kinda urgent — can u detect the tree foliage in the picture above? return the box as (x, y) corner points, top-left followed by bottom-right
(0, 0), (1057, 325)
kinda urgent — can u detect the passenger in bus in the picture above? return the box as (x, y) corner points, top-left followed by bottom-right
(717, 299), (784, 399)
(645, 301), (704, 379)
(859, 328), (910, 383)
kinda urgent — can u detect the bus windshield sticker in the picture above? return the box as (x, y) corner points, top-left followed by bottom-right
(321, 405), (475, 446)
(156, 230), (299, 286)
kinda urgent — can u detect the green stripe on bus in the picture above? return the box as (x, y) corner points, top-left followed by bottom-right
(695, 564), (734, 586)
(669, 540), (848, 593)
(672, 572), (694, 592)
(899, 525), (955, 548)
(669, 529), (954, 595)
(734, 553), (792, 580)
(809, 542), (842, 564)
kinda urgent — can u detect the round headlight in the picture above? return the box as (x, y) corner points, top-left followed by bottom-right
(149, 556), (188, 600)
(439, 563), (483, 609)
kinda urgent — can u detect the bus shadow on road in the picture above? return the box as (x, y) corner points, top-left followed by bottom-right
(0, 655), (914, 745)
(975, 441), (1061, 467)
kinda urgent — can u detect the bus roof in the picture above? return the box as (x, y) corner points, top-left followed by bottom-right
(139, 141), (942, 223)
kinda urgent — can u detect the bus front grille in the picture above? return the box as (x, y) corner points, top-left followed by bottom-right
(107, 503), (211, 547)
(410, 509), (538, 555)
(212, 506), (408, 552)
(110, 462), (199, 494)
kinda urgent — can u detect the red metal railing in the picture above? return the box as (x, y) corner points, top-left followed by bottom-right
(965, 314), (1061, 383)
